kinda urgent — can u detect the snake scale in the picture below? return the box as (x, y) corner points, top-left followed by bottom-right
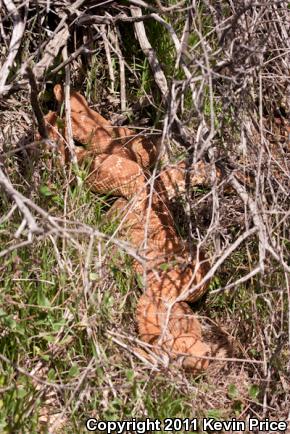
(38, 85), (223, 372)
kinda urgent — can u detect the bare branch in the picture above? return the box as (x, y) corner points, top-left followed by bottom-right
(130, 5), (169, 98)
(0, 0), (28, 94)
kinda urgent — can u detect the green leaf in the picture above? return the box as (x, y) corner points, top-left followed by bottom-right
(207, 409), (223, 419)
(37, 292), (51, 307)
(135, 273), (144, 288)
(0, 310), (17, 331)
(227, 383), (238, 400)
(52, 195), (64, 207)
(51, 320), (66, 332)
(41, 354), (50, 362)
(233, 400), (243, 413)
(47, 369), (56, 381)
(159, 263), (169, 271)
(43, 335), (55, 343)
(17, 387), (26, 399)
(68, 365), (80, 378)
(39, 185), (54, 197)
(126, 369), (135, 382)
(249, 384), (260, 400)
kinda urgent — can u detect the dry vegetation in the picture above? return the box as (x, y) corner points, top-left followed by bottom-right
(0, 0), (289, 433)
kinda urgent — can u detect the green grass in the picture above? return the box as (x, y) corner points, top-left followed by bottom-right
(1, 155), (287, 432)
(0, 162), (136, 432)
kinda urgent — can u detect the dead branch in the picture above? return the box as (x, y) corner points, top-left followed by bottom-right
(25, 66), (48, 140)
(0, 0), (28, 95)
(130, 5), (169, 98)
(0, 167), (41, 235)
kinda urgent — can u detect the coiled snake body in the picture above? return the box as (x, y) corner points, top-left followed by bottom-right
(39, 85), (221, 372)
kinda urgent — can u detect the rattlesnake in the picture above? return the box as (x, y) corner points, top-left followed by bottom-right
(38, 85), (224, 372)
